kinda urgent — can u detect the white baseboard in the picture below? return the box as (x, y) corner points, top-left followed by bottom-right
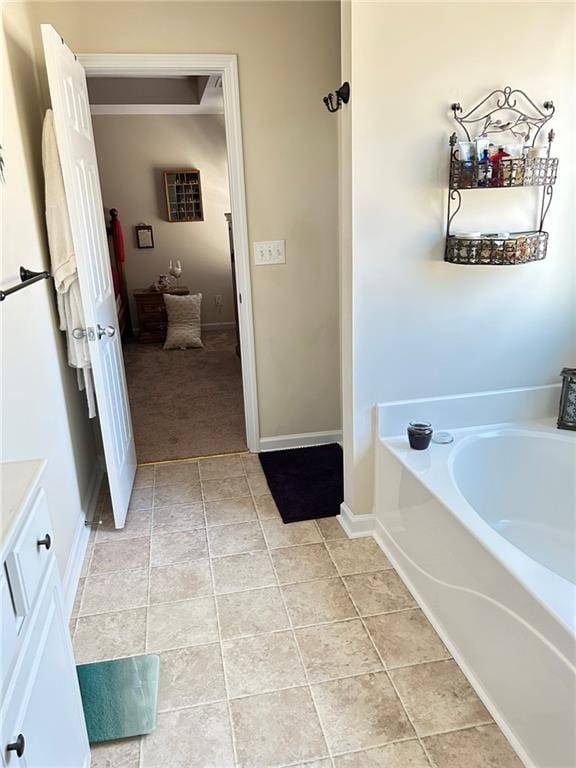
(258, 430), (342, 452)
(338, 501), (376, 537)
(62, 464), (104, 618)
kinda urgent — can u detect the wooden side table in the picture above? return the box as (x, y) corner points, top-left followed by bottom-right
(133, 287), (189, 343)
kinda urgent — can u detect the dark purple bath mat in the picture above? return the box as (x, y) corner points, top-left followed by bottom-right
(258, 443), (343, 524)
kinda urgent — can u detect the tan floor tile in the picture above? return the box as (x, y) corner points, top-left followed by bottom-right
(133, 465), (155, 489)
(80, 540), (94, 577)
(202, 476), (250, 501)
(147, 597), (219, 651)
(205, 497), (257, 526)
(142, 702), (234, 768)
(246, 473), (270, 495)
(154, 461), (199, 487)
(296, 620), (382, 683)
(293, 762), (332, 768)
(90, 537), (150, 574)
(326, 538), (391, 575)
(150, 560), (213, 604)
(71, 578), (85, 618)
(242, 453), (265, 477)
(91, 737), (141, 768)
(69, 618), (77, 636)
(212, 551), (277, 594)
(390, 660), (492, 737)
(128, 486), (153, 511)
(316, 516), (348, 541)
(74, 608), (146, 663)
(344, 570), (416, 615)
(262, 519), (322, 548)
(207, 521), (266, 557)
(153, 480), (202, 507)
(333, 740), (429, 767)
(231, 687), (328, 768)
(217, 586), (290, 640)
(365, 609), (450, 668)
(158, 643), (226, 711)
(312, 672), (414, 753)
(254, 494), (282, 521)
(223, 630), (306, 697)
(282, 577), (357, 627)
(151, 529), (207, 567)
(423, 724), (523, 768)
(95, 508), (152, 542)
(152, 502), (205, 532)
(199, 455), (245, 480)
(80, 569), (148, 615)
(272, 543), (337, 584)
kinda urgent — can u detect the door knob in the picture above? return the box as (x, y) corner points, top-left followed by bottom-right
(37, 534), (52, 550)
(7, 734), (25, 757)
(97, 324), (116, 339)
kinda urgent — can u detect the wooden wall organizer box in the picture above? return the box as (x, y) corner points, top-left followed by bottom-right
(164, 170), (204, 222)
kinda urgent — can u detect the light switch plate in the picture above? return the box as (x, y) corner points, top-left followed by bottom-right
(253, 240), (286, 265)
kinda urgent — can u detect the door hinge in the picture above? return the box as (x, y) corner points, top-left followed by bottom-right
(239, 293), (243, 304)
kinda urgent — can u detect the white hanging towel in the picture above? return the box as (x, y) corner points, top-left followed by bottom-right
(42, 109), (96, 418)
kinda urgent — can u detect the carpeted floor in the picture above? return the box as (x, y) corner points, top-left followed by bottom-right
(123, 328), (247, 463)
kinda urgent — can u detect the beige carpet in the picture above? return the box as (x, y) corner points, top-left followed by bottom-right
(123, 328), (247, 463)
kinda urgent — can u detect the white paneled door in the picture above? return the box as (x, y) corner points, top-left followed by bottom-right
(41, 25), (136, 528)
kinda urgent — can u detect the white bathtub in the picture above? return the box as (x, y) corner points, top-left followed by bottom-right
(370, 392), (576, 768)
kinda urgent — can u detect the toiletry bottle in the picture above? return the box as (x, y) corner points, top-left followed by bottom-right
(489, 146), (510, 186)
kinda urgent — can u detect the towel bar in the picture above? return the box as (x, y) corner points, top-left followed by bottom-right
(0, 267), (51, 302)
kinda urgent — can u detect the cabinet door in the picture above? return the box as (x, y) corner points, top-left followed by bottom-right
(2, 563), (89, 768)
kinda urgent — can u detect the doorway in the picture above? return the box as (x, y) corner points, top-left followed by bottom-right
(80, 54), (260, 463)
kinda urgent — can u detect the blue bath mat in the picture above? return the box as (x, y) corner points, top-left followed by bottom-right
(76, 654), (160, 743)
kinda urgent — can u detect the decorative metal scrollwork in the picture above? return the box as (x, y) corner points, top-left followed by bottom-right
(450, 86), (555, 146)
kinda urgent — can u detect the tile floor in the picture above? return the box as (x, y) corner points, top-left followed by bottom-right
(71, 454), (523, 768)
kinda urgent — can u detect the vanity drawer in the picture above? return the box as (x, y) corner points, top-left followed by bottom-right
(0, 570), (19, 693)
(4, 489), (53, 617)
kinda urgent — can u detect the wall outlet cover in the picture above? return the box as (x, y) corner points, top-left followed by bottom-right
(253, 240), (286, 265)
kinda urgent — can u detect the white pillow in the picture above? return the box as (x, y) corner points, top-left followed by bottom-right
(163, 293), (203, 350)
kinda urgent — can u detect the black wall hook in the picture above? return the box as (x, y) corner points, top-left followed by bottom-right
(323, 82), (350, 113)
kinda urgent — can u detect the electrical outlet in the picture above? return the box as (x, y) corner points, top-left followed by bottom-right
(214, 294), (223, 307)
(253, 240), (286, 265)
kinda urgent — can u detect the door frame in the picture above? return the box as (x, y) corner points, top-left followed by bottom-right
(78, 53), (260, 453)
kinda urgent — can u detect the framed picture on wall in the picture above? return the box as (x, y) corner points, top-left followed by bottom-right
(135, 223), (154, 249)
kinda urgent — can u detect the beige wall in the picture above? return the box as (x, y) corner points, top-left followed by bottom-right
(341, 1), (575, 517)
(92, 114), (235, 329)
(1, 3), (99, 580)
(28, 1), (342, 439)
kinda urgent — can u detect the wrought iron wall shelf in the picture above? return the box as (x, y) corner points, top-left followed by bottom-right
(445, 87), (557, 266)
(446, 231), (547, 266)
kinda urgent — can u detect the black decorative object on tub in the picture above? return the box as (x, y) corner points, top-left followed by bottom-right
(259, 444), (343, 524)
(445, 87), (557, 265)
(558, 368), (576, 431)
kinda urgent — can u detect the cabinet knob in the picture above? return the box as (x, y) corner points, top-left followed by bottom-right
(7, 734), (25, 758)
(37, 533), (52, 550)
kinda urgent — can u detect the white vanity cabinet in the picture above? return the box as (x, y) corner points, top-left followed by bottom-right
(1, 461), (90, 768)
